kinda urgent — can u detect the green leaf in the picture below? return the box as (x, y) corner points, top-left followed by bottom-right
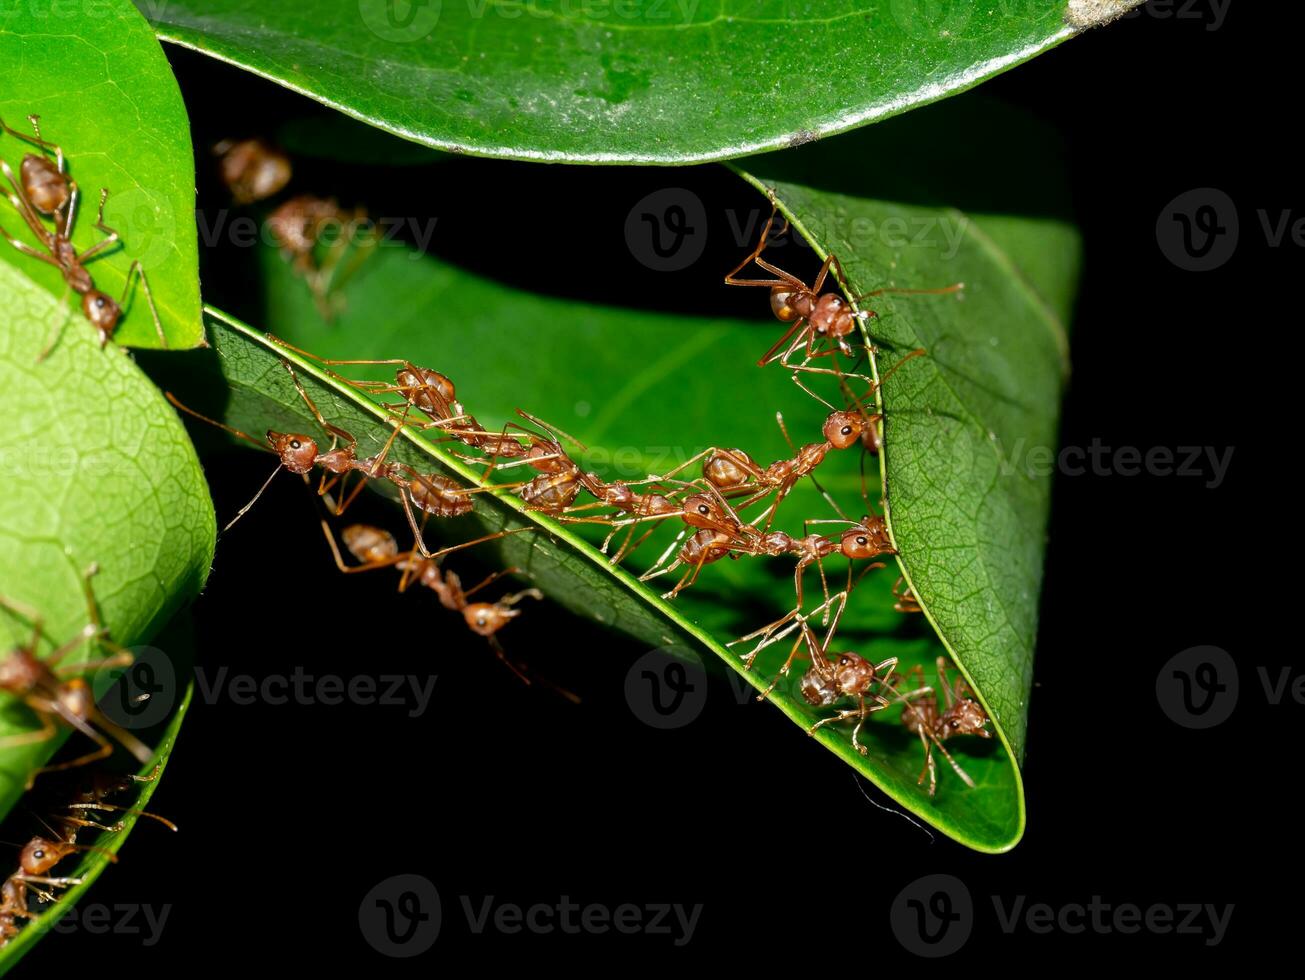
(0, 259), (215, 817)
(136, 0), (1108, 164)
(195, 307), (1022, 850)
(734, 97), (1081, 763)
(0, 674), (193, 974)
(186, 85), (1074, 843)
(0, 0), (202, 349)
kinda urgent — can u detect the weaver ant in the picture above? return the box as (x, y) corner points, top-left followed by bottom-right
(264, 337), (538, 468)
(725, 200), (961, 381)
(213, 138), (292, 204)
(0, 832), (117, 935)
(322, 521), (578, 701)
(37, 763), (177, 838)
(0, 565), (153, 789)
(738, 592), (899, 754)
(267, 194), (376, 320)
(0, 114), (164, 354)
(892, 657), (991, 795)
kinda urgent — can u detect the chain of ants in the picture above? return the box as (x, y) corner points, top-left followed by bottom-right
(165, 152), (989, 791)
(1, 128), (990, 802)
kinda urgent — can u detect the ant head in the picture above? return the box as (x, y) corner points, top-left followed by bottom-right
(463, 603), (517, 637)
(839, 526), (881, 560)
(682, 493), (730, 531)
(943, 698), (991, 738)
(267, 431), (319, 474)
(703, 449), (753, 490)
(822, 410), (864, 449)
(19, 836), (78, 876)
(20, 154), (70, 215)
(343, 524), (398, 564)
(0, 649), (43, 695)
(82, 289), (121, 343)
(832, 652), (876, 696)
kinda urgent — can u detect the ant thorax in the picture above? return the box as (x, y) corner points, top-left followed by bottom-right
(809, 292), (853, 338)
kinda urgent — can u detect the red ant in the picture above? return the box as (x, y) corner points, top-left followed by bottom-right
(40, 764), (177, 837)
(0, 565), (153, 789)
(725, 200), (961, 381)
(892, 577), (922, 614)
(267, 195), (375, 320)
(891, 657), (991, 795)
(739, 592), (900, 754)
(0, 113), (164, 355)
(321, 521), (578, 702)
(213, 138), (292, 205)
(264, 338), (538, 468)
(0, 833), (118, 933)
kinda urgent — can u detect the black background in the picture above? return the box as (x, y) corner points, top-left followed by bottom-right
(20, 2), (1288, 969)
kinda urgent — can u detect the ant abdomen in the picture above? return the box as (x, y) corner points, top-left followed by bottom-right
(704, 449), (753, 489)
(409, 473), (473, 518)
(20, 154), (69, 215)
(769, 286), (802, 322)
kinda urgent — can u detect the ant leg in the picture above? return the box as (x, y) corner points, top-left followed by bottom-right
(757, 630), (807, 699)
(758, 318), (811, 367)
(280, 360), (356, 447)
(0, 715), (58, 752)
(930, 735), (976, 790)
(27, 728), (114, 787)
(79, 188), (121, 261)
(0, 218), (60, 265)
(89, 708), (153, 764)
(119, 261), (167, 348)
(0, 114), (64, 169)
(420, 525), (536, 562)
(1, 160), (57, 243)
(459, 567), (521, 599)
(0, 591), (46, 655)
(724, 205), (802, 287)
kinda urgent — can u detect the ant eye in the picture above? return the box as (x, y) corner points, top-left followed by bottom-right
(290, 439), (302, 449)
(32, 849), (44, 860)
(476, 616), (487, 627)
(857, 536), (868, 546)
(698, 504), (710, 515)
(841, 425), (853, 436)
